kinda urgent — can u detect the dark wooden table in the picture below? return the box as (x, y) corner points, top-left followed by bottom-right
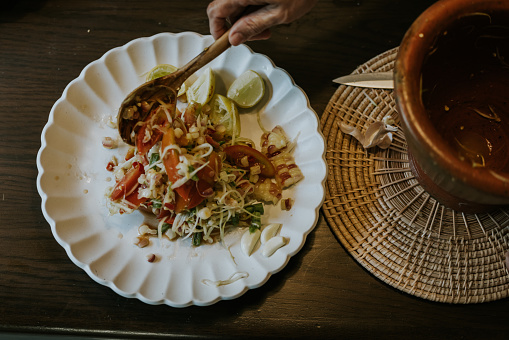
(2, 0), (508, 339)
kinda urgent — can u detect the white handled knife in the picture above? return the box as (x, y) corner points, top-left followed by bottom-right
(332, 71), (394, 89)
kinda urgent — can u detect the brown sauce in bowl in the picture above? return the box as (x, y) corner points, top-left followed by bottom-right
(421, 12), (509, 172)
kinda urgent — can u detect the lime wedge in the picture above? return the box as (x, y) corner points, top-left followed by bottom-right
(227, 70), (265, 108)
(146, 64), (178, 81)
(146, 63), (187, 97)
(186, 67), (215, 105)
(209, 94), (240, 137)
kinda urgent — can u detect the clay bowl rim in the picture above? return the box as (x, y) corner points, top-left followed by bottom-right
(394, 0), (509, 200)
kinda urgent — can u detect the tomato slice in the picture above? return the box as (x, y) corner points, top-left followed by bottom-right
(196, 179), (213, 198)
(223, 145), (275, 177)
(197, 151), (222, 184)
(161, 128), (200, 208)
(187, 185), (207, 209)
(136, 107), (170, 157)
(124, 188), (148, 208)
(192, 150), (221, 199)
(182, 102), (200, 127)
(110, 162), (145, 201)
(157, 203), (176, 219)
(137, 124), (163, 157)
(161, 128), (182, 187)
(161, 129), (223, 212)
(205, 135), (220, 149)
(172, 185), (201, 212)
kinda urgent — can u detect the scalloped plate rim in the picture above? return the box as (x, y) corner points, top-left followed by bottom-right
(36, 32), (327, 307)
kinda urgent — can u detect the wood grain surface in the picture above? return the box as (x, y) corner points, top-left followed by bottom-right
(1, 0), (508, 339)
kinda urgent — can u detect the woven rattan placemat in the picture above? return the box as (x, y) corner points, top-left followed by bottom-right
(321, 48), (509, 303)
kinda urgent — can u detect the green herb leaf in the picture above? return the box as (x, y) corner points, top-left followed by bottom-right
(230, 214), (240, 226)
(253, 203), (264, 214)
(161, 223), (171, 234)
(192, 232), (203, 246)
(149, 153), (160, 165)
(246, 203), (264, 214)
(151, 199), (162, 209)
(188, 165), (199, 181)
(249, 212), (262, 233)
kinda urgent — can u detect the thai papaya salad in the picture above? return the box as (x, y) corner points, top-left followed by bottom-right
(105, 68), (304, 247)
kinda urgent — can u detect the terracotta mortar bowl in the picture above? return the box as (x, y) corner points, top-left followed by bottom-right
(394, 0), (509, 213)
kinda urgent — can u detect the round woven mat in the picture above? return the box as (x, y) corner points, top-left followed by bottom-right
(321, 47), (509, 304)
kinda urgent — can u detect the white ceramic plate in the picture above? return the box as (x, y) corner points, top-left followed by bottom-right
(36, 32), (327, 307)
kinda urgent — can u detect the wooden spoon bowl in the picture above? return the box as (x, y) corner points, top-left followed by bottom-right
(117, 29), (231, 145)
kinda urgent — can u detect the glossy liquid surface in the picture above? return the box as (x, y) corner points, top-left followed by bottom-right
(422, 13), (509, 172)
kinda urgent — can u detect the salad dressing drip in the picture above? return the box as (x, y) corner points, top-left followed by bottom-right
(421, 12), (509, 172)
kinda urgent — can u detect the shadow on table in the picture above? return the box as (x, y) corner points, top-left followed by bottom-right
(0, 1), (47, 23)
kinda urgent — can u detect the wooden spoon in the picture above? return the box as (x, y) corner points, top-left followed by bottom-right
(117, 29), (231, 145)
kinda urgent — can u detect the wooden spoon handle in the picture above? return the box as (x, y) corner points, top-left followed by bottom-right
(170, 28), (231, 90)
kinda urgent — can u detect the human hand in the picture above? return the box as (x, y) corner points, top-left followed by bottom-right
(207, 0), (318, 46)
